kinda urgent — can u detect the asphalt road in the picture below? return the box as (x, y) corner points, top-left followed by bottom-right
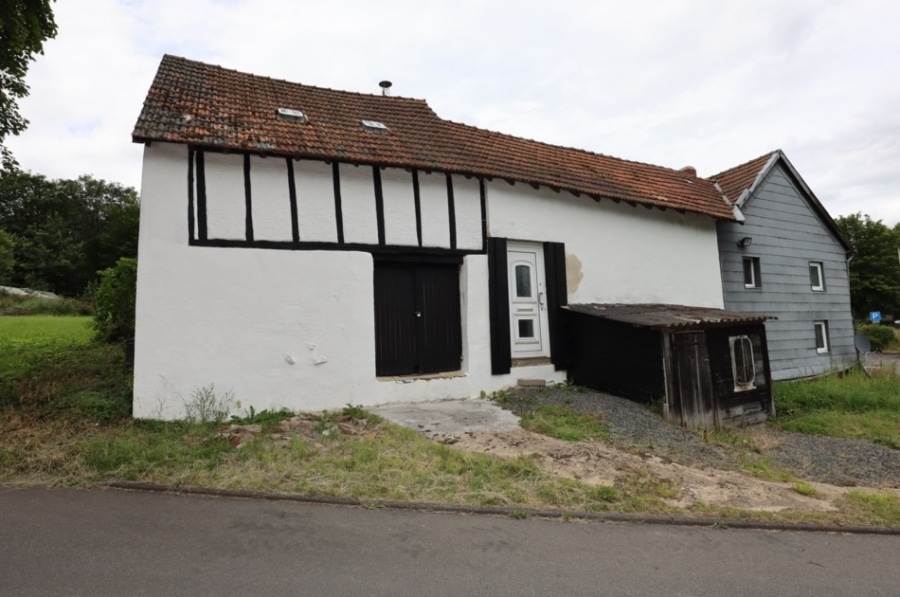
(1, 487), (898, 596)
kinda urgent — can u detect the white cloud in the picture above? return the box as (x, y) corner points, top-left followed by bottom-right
(6, 0), (899, 225)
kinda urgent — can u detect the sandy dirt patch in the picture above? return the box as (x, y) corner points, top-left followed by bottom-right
(436, 428), (890, 513)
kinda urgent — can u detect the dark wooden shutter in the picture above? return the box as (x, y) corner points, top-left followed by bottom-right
(543, 241), (568, 371)
(374, 263), (419, 376)
(487, 237), (511, 374)
(418, 264), (462, 374)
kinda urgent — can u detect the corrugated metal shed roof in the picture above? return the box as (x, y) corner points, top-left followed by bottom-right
(564, 303), (775, 330)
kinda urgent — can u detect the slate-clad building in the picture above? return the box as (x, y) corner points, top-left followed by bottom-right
(712, 151), (855, 379)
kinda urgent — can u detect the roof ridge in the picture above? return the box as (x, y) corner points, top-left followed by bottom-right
(160, 54), (435, 108)
(442, 119), (697, 176)
(707, 149), (780, 181)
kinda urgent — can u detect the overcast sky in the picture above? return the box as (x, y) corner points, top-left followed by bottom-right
(6, 0), (900, 225)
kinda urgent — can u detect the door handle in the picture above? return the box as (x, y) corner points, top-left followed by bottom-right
(415, 311), (422, 318)
(539, 292), (545, 308)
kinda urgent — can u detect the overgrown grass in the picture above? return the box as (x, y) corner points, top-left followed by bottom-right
(772, 368), (900, 448)
(0, 411), (631, 513)
(737, 455), (794, 482)
(792, 481), (816, 497)
(519, 405), (609, 442)
(614, 469), (681, 512)
(1, 326), (898, 527)
(0, 315), (130, 419)
(0, 316), (93, 379)
(0, 292), (93, 316)
(0, 325), (629, 511)
(842, 491), (900, 527)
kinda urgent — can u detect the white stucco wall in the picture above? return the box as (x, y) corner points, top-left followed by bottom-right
(487, 182), (724, 308)
(204, 152), (245, 240)
(454, 176), (483, 251)
(134, 144), (562, 419)
(136, 144), (723, 419)
(251, 156), (293, 241)
(294, 159), (338, 242)
(418, 171), (451, 248)
(338, 163), (380, 245)
(381, 167), (418, 246)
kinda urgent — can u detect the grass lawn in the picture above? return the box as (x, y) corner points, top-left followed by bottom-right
(0, 316), (93, 377)
(0, 315), (128, 417)
(772, 368), (900, 449)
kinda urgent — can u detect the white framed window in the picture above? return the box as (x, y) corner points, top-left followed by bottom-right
(809, 262), (825, 291)
(729, 335), (756, 392)
(743, 257), (761, 289)
(814, 320), (829, 353)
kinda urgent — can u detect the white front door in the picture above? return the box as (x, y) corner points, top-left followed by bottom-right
(507, 242), (550, 358)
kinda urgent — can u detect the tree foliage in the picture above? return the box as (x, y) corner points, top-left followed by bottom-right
(0, 170), (139, 296)
(0, 0), (58, 168)
(835, 213), (900, 318)
(0, 227), (14, 283)
(92, 257), (137, 343)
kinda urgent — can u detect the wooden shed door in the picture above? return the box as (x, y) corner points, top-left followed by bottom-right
(374, 261), (462, 377)
(671, 332), (717, 430)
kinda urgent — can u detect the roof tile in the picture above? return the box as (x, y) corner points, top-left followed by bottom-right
(133, 55), (736, 221)
(708, 151), (777, 205)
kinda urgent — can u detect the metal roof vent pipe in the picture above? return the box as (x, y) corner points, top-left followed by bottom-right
(379, 80), (392, 96)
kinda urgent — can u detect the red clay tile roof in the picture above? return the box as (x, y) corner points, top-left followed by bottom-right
(133, 55), (736, 221)
(708, 151), (777, 205)
(709, 150), (851, 251)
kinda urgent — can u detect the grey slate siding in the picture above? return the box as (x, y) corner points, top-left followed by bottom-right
(717, 164), (855, 379)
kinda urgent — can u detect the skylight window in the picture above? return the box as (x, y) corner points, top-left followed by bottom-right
(276, 108), (308, 124)
(361, 119), (389, 132)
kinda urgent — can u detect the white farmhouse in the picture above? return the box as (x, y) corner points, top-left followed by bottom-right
(131, 55), (737, 419)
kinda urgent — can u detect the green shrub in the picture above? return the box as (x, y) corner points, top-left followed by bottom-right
(858, 323), (896, 352)
(92, 257), (137, 343)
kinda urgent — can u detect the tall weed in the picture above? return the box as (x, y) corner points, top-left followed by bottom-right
(0, 293), (92, 316)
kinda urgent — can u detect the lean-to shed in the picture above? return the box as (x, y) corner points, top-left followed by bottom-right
(565, 304), (775, 430)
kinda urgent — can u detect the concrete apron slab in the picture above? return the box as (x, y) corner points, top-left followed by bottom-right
(369, 399), (521, 440)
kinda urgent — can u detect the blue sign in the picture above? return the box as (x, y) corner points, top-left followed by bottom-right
(870, 311), (882, 323)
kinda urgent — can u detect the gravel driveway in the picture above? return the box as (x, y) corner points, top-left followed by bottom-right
(495, 386), (900, 488)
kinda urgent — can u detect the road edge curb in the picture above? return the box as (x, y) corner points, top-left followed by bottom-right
(105, 482), (900, 536)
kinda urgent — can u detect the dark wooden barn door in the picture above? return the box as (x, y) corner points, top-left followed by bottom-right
(374, 261), (461, 377)
(671, 332), (717, 430)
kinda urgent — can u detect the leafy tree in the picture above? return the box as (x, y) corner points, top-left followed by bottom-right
(0, 170), (139, 295)
(0, 228), (14, 283)
(0, 0), (58, 169)
(835, 213), (900, 318)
